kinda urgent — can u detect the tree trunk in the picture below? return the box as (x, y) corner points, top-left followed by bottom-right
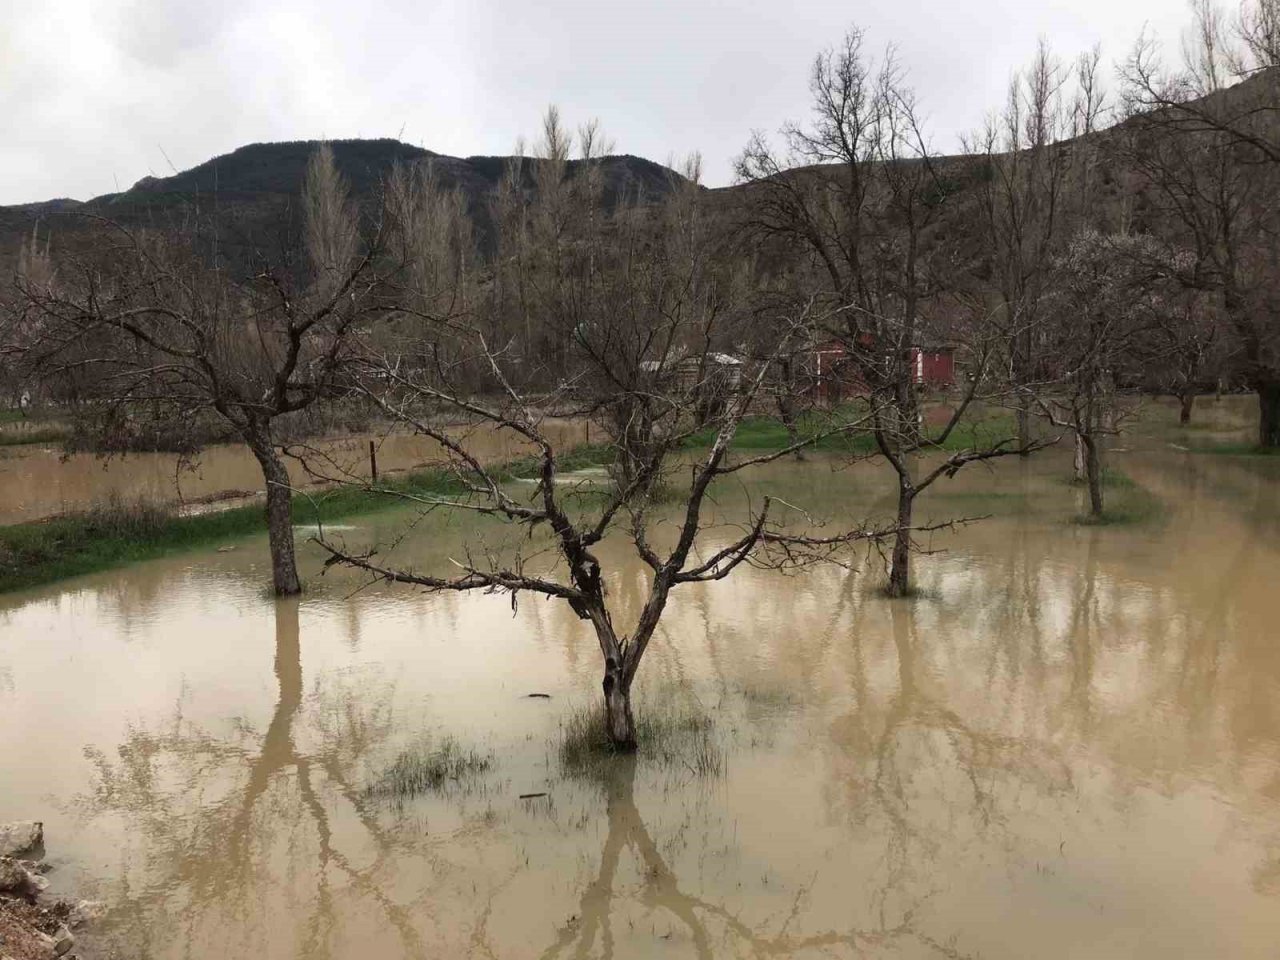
(886, 484), (914, 598)
(1016, 326), (1033, 456)
(245, 421), (302, 596)
(1179, 391), (1195, 425)
(602, 661), (636, 751)
(1082, 433), (1104, 518)
(1073, 432), (1086, 483)
(1017, 397), (1032, 457)
(1258, 381), (1280, 449)
(781, 416), (805, 462)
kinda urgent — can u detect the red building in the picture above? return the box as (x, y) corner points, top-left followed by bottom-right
(812, 340), (955, 405)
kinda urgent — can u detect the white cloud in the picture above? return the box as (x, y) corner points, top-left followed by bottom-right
(0, 0), (1194, 205)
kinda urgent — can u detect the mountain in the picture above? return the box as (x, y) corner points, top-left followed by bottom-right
(0, 138), (693, 270)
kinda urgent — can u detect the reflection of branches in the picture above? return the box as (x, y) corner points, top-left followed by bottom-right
(77, 598), (424, 958)
(538, 757), (977, 960)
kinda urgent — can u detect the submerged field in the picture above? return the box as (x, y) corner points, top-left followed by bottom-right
(1, 397), (1279, 958)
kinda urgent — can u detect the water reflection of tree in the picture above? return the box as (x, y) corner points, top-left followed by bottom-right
(78, 598), (423, 958)
(533, 757), (976, 960)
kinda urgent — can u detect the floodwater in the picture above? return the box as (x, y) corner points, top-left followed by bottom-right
(2, 398), (1280, 959)
(0, 419), (589, 524)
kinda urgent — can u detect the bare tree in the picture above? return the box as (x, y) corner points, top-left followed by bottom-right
(1121, 1), (1280, 446)
(1037, 232), (1162, 517)
(733, 26), (1047, 597)
(1151, 285), (1221, 423)
(14, 145), (383, 594)
(313, 136), (919, 748)
(967, 43), (1107, 450)
(1124, 0), (1280, 162)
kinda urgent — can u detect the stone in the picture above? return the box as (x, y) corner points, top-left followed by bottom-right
(51, 925), (74, 957)
(68, 900), (108, 928)
(0, 858), (47, 897)
(0, 822), (42, 860)
(33, 931), (58, 958)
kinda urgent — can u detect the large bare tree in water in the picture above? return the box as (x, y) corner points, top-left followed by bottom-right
(733, 27), (1048, 597)
(14, 146), (381, 595)
(313, 117), (920, 749)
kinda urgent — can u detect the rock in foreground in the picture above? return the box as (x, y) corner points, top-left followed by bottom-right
(0, 822), (43, 860)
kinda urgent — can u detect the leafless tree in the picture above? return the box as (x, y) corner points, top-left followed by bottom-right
(1121, 1), (1280, 446)
(14, 145), (384, 594)
(733, 27), (1048, 597)
(966, 43), (1107, 450)
(1036, 232), (1164, 517)
(1124, 0), (1279, 162)
(1150, 285), (1222, 423)
(311, 128), (934, 748)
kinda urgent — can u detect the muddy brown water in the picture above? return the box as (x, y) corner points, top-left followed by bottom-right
(0, 419), (589, 524)
(2, 398), (1279, 958)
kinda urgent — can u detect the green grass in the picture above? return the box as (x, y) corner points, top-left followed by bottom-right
(362, 737), (493, 809)
(0, 443), (615, 594)
(1067, 469), (1164, 526)
(557, 695), (724, 780)
(1184, 441), (1280, 456)
(0, 427), (69, 447)
(684, 409), (1019, 457)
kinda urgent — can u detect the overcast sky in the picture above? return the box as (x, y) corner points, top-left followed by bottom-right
(2, 0), (1194, 205)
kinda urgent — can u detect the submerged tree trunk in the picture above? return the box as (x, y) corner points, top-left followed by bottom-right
(1178, 391), (1195, 425)
(886, 482), (914, 598)
(1082, 433), (1104, 518)
(602, 659), (636, 751)
(1017, 396), (1032, 457)
(244, 420), (302, 596)
(1258, 380), (1280, 449)
(1016, 327), (1034, 456)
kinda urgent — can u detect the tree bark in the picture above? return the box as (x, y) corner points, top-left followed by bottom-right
(602, 659), (636, 751)
(886, 483), (914, 598)
(1016, 326), (1033, 456)
(1258, 380), (1280, 449)
(1179, 391), (1195, 425)
(1082, 433), (1104, 518)
(1017, 397), (1032, 457)
(244, 420), (302, 596)
(1073, 432), (1087, 483)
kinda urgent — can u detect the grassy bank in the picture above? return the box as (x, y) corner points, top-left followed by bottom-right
(0, 443), (612, 594)
(1183, 441), (1280, 457)
(0, 427), (69, 447)
(685, 407), (1019, 456)
(0, 408), (72, 447)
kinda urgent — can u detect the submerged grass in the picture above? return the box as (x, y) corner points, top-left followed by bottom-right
(362, 737), (493, 808)
(0, 442), (615, 594)
(557, 696), (725, 780)
(1067, 469), (1165, 526)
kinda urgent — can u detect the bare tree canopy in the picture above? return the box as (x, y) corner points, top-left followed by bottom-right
(14, 145), (385, 594)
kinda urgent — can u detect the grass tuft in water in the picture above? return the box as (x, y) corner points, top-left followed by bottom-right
(557, 698), (724, 780)
(362, 737), (493, 805)
(1068, 470), (1164, 526)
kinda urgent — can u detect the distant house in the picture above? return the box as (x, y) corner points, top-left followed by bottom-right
(812, 340), (955, 405)
(640, 351), (744, 416)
